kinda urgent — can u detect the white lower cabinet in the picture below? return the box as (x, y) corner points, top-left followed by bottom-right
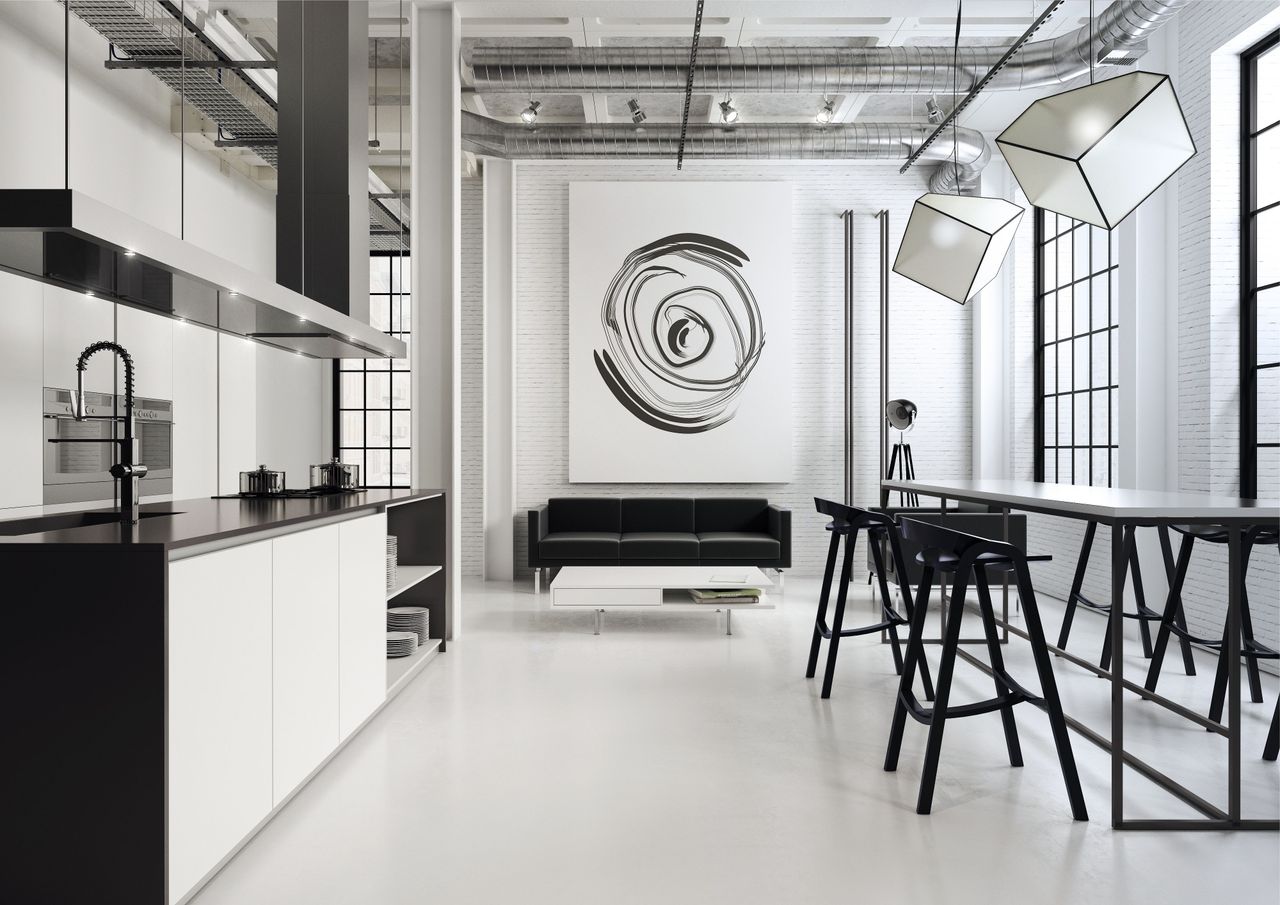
(339, 513), (388, 738)
(271, 523), (341, 804)
(168, 540), (274, 905)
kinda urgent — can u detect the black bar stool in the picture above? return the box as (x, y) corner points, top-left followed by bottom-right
(1056, 521), (1196, 675)
(1265, 701), (1278, 762)
(884, 517), (1088, 821)
(806, 499), (935, 701)
(1144, 524), (1279, 724)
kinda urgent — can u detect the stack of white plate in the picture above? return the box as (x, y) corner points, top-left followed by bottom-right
(387, 606), (428, 646)
(386, 536), (399, 590)
(386, 631), (417, 658)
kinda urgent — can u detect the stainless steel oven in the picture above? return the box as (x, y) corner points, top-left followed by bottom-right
(43, 387), (173, 503)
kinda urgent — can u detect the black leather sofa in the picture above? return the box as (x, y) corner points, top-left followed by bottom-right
(869, 503), (1028, 585)
(528, 497), (791, 571)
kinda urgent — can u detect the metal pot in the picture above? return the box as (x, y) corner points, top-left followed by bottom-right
(240, 465), (285, 495)
(311, 457), (360, 491)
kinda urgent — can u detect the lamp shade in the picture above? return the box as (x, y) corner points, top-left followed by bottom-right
(892, 193), (1024, 305)
(996, 72), (1195, 230)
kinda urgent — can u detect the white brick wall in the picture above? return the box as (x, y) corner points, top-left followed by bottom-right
(510, 159), (973, 576)
(1173, 2), (1279, 660)
(461, 177), (485, 577)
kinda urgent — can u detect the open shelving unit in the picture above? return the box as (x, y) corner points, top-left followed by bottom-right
(386, 637), (442, 695)
(387, 564), (442, 600)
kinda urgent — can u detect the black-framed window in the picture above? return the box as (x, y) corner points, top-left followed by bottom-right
(1033, 209), (1119, 487)
(336, 254), (411, 488)
(1241, 29), (1279, 499)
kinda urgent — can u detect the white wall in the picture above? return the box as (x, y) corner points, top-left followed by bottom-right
(505, 159), (973, 577)
(461, 177), (485, 577)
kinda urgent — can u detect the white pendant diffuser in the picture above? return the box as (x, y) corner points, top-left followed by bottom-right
(893, 193), (1024, 305)
(996, 71), (1195, 230)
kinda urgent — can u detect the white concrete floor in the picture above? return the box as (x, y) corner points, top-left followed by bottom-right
(193, 576), (1280, 905)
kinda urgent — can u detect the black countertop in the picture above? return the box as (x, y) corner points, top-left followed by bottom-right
(0, 489), (443, 549)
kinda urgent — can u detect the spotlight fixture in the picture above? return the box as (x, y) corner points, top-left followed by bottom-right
(718, 96), (739, 125)
(520, 100), (541, 126)
(122, 249), (137, 257)
(627, 98), (647, 125)
(925, 96), (943, 123)
(885, 399), (918, 433)
(815, 96), (835, 125)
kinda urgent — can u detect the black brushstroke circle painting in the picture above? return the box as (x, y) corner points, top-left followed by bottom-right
(593, 233), (766, 434)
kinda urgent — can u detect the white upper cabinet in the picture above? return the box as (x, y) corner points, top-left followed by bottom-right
(116, 304), (174, 400)
(0, 271), (44, 510)
(42, 285), (115, 392)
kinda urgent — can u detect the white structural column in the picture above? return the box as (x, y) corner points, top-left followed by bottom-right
(483, 159), (516, 579)
(971, 160), (1015, 479)
(411, 2), (462, 636)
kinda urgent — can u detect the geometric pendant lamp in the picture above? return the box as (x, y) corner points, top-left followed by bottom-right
(996, 71), (1195, 230)
(892, 192), (1025, 305)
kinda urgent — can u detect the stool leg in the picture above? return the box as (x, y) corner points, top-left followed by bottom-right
(975, 569), (1023, 768)
(916, 568), (970, 815)
(1209, 617), (1231, 725)
(1125, 527), (1154, 658)
(1095, 524), (1136, 670)
(1237, 540), (1264, 705)
(870, 538), (904, 675)
(887, 530), (936, 703)
(1144, 531), (1194, 693)
(1058, 521), (1097, 651)
(1264, 701), (1279, 762)
(806, 531), (841, 680)
(1157, 526), (1198, 677)
(1014, 559), (1089, 821)
(885, 565), (935, 773)
(820, 531), (857, 700)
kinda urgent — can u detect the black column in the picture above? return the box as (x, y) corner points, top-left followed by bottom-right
(276, 1), (361, 314)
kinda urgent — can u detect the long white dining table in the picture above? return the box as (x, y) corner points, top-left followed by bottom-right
(881, 478), (1279, 831)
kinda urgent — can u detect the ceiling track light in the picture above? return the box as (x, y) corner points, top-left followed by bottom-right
(925, 97), (944, 123)
(520, 99), (541, 126)
(627, 98), (647, 125)
(718, 96), (739, 125)
(815, 96), (835, 125)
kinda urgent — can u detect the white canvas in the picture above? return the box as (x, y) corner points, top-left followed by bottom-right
(569, 182), (793, 483)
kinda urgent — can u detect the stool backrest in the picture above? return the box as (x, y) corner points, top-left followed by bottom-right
(898, 516), (1022, 562)
(813, 497), (893, 532)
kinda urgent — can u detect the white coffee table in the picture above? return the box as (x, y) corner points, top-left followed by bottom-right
(548, 566), (774, 635)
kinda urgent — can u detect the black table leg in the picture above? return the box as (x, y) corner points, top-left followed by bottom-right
(1111, 522), (1126, 829)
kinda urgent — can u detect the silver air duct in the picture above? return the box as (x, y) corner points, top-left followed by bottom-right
(464, 0), (1186, 94)
(462, 112), (988, 192)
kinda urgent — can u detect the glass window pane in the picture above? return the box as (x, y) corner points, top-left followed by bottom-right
(340, 372), (364, 408)
(391, 297), (411, 333)
(339, 449), (364, 477)
(392, 332), (410, 371)
(1256, 44), (1279, 130)
(1258, 286), (1280, 365)
(392, 411), (411, 448)
(1042, 292), (1057, 342)
(340, 356), (364, 372)
(1258, 366), (1280, 447)
(340, 410), (363, 447)
(1057, 239), (1072, 288)
(1043, 345), (1057, 391)
(1258, 444), (1280, 499)
(1057, 449), (1072, 484)
(1092, 449), (1110, 487)
(367, 372), (391, 408)
(391, 449), (411, 485)
(1256, 127), (1279, 209)
(366, 411), (391, 447)
(1057, 286), (1073, 333)
(1058, 340), (1073, 389)
(392, 372), (411, 408)
(391, 255), (410, 293)
(369, 297), (392, 333)
(1092, 331), (1110, 388)
(1091, 274), (1109, 328)
(370, 259), (392, 293)
(366, 449), (391, 486)
(1256, 205), (1279, 288)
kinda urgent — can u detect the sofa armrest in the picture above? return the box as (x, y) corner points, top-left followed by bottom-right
(768, 504), (791, 568)
(528, 506), (549, 567)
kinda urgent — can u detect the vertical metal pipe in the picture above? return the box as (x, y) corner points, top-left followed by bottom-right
(842, 210), (854, 505)
(1111, 522), (1126, 827)
(877, 210), (890, 507)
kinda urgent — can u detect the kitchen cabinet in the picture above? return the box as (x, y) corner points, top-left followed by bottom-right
(217, 335), (256, 495)
(168, 540), (273, 905)
(271, 523), (341, 803)
(116, 303), (174, 400)
(339, 512), (389, 738)
(170, 321), (218, 499)
(0, 270), (44, 509)
(42, 284), (115, 392)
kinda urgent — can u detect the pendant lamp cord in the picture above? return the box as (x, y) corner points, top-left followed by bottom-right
(952, 0), (962, 195)
(1089, 0), (1095, 85)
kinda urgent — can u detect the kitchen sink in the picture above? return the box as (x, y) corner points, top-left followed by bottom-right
(0, 510), (184, 536)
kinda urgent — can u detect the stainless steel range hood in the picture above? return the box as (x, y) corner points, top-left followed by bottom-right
(0, 189), (404, 360)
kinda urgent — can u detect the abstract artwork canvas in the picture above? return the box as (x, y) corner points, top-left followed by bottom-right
(569, 182), (793, 482)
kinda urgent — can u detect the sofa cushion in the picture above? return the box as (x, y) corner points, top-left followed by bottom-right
(695, 498), (770, 533)
(697, 531), (781, 559)
(539, 531), (621, 559)
(547, 498), (621, 533)
(621, 498), (695, 533)
(620, 532), (699, 559)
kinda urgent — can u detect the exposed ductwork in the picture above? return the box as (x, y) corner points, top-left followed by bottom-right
(464, 0), (1186, 95)
(462, 111), (989, 192)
